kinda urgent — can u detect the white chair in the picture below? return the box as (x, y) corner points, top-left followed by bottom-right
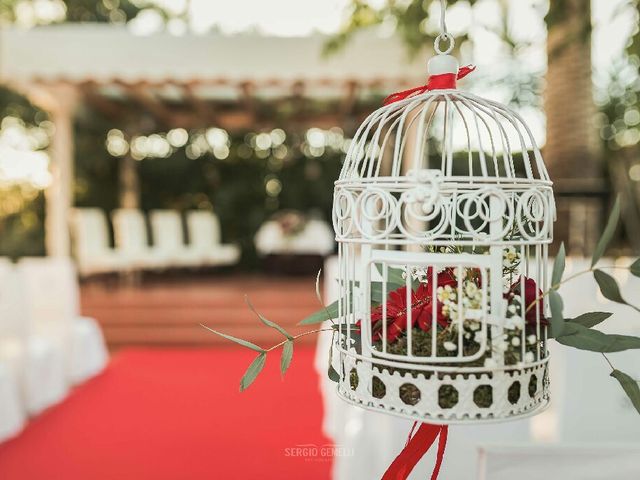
(186, 210), (240, 266)
(478, 444), (640, 480)
(149, 210), (201, 267)
(112, 209), (168, 270)
(0, 361), (24, 443)
(254, 219), (334, 256)
(0, 258), (67, 416)
(70, 208), (129, 276)
(17, 257), (108, 385)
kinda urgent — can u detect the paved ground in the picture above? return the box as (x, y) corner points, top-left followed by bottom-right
(80, 274), (322, 349)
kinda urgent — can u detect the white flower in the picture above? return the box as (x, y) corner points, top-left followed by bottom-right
(527, 335), (537, 345)
(484, 358), (498, 369)
(496, 341), (508, 353)
(437, 285), (456, 305)
(473, 331), (484, 343)
(443, 341), (457, 352)
(505, 315), (525, 330)
(464, 281), (478, 297)
(507, 304), (517, 314)
(503, 246), (520, 268)
(511, 337), (521, 347)
(524, 352), (535, 363)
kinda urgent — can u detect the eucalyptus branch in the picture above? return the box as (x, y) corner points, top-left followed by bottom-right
(602, 352), (615, 371)
(524, 264), (636, 315)
(314, 269), (335, 326)
(264, 327), (334, 352)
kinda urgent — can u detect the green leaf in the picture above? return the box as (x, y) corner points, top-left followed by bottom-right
(375, 263), (409, 287)
(630, 258), (640, 278)
(551, 242), (565, 288)
(245, 296), (293, 340)
(593, 269), (640, 312)
(280, 340), (294, 377)
(556, 323), (640, 352)
(240, 353), (266, 391)
(328, 331), (340, 383)
(591, 196), (621, 267)
(568, 311), (612, 328)
(200, 324), (264, 352)
(328, 364), (340, 382)
(299, 280), (387, 325)
(549, 289), (564, 338)
(610, 369), (640, 415)
(593, 269), (624, 303)
(299, 298), (341, 325)
(300, 273), (411, 326)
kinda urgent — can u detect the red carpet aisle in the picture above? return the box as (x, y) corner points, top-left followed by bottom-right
(0, 347), (332, 480)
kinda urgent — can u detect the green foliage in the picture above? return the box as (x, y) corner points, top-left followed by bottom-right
(0, 187), (46, 257)
(280, 340), (294, 377)
(200, 324), (265, 353)
(73, 103), (344, 269)
(327, 331), (340, 383)
(556, 323), (640, 352)
(300, 298), (341, 325)
(0, 86), (48, 257)
(325, 0), (474, 58)
(592, 197), (621, 267)
(246, 296), (293, 340)
(610, 369), (640, 415)
(375, 263), (413, 288)
(626, 1), (640, 60)
(0, 0), (171, 25)
(593, 269), (640, 313)
(551, 242), (566, 288)
(630, 258), (640, 277)
(567, 311), (612, 329)
(240, 353), (266, 392)
(328, 364), (340, 382)
(549, 289), (565, 338)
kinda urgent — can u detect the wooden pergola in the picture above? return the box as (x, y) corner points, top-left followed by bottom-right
(0, 25), (424, 257)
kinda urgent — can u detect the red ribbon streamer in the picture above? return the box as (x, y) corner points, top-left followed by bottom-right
(383, 65), (476, 105)
(381, 422), (449, 480)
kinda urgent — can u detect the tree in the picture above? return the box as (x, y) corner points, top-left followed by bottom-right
(0, 0), (170, 26)
(330, 0), (613, 254)
(544, 0), (603, 255)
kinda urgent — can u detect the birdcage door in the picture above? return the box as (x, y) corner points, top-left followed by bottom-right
(360, 248), (494, 364)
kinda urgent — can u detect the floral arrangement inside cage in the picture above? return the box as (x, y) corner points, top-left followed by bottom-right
(204, 1), (640, 477)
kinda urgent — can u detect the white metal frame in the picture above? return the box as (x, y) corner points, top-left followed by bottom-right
(331, 50), (554, 423)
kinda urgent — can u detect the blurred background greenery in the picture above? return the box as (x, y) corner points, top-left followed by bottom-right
(1, 0), (639, 264)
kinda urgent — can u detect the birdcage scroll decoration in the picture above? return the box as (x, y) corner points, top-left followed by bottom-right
(331, 25), (555, 424)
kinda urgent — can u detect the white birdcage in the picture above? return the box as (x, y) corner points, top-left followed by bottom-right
(331, 17), (555, 424)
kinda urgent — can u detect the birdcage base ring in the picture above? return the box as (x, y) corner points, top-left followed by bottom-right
(335, 353), (550, 424)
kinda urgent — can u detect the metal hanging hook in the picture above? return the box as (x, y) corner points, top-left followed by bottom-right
(440, 0), (448, 37)
(434, 0), (454, 55)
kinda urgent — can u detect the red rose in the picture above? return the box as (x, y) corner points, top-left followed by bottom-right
(369, 284), (429, 342)
(508, 276), (548, 325)
(362, 267), (458, 343)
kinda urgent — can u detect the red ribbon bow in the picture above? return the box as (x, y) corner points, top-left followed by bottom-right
(383, 65), (476, 105)
(381, 422), (449, 480)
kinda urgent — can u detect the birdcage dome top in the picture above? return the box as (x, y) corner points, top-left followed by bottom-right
(333, 49), (554, 247)
(338, 87), (550, 186)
